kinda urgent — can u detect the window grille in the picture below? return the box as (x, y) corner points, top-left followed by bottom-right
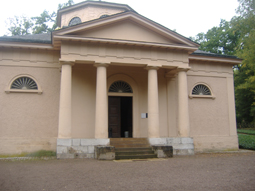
(192, 84), (211, 95)
(69, 17), (82, 26)
(109, 81), (133, 93)
(11, 77), (38, 90)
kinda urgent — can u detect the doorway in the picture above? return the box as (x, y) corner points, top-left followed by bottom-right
(108, 96), (133, 138)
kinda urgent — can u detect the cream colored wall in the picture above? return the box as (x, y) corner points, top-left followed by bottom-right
(188, 61), (238, 151)
(61, 5), (126, 27)
(74, 20), (176, 44)
(61, 41), (189, 68)
(0, 48), (60, 154)
(71, 64), (169, 139)
(71, 64), (96, 138)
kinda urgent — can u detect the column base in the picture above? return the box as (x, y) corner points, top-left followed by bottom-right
(57, 138), (110, 159)
(148, 137), (194, 155)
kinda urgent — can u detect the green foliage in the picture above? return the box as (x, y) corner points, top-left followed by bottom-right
(237, 128), (255, 135)
(238, 134), (255, 150)
(7, 16), (33, 36)
(192, 19), (239, 55)
(6, 0), (74, 36)
(236, 0), (255, 17)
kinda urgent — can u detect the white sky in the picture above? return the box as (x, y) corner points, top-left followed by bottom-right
(0, 0), (239, 38)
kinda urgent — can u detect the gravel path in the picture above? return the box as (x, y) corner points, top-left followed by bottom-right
(0, 152), (255, 191)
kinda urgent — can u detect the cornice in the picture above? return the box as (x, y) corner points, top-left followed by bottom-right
(189, 55), (242, 65)
(53, 35), (198, 52)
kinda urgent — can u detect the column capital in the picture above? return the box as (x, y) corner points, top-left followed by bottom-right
(94, 63), (110, 68)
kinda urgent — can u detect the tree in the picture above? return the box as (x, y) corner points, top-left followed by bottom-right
(234, 0), (255, 123)
(6, 0), (74, 36)
(6, 16), (33, 36)
(192, 19), (239, 55)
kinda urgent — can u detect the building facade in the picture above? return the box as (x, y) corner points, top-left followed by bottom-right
(0, 1), (242, 158)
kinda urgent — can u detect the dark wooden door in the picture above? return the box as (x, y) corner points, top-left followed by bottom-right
(108, 97), (121, 138)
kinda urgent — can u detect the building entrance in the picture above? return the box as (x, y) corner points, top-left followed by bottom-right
(108, 96), (132, 138)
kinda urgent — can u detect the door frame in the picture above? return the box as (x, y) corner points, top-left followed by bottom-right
(108, 96), (133, 138)
(107, 74), (139, 138)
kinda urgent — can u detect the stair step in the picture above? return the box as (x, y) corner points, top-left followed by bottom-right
(115, 147), (152, 152)
(110, 138), (157, 160)
(116, 151), (155, 156)
(112, 144), (150, 148)
(110, 138), (150, 148)
(115, 154), (157, 160)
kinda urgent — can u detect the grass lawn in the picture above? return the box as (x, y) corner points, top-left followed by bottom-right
(237, 128), (255, 135)
(238, 128), (255, 150)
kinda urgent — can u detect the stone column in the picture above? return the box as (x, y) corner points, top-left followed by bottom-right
(147, 66), (160, 138)
(178, 69), (190, 137)
(58, 61), (74, 138)
(94, 63), (108, 139)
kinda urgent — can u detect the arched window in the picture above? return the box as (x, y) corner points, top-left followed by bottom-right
(109, 81), (133, 93)
(68, 17), (82, 26)
(100, 14), (109, 19)
(11, 76), (38, 90)
(192, 84), (211, 95)
(189, 83), (215, 99)
(5, 75), (42, 94)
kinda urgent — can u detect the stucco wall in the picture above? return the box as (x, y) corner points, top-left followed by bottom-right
(71, 64), (169, 139)
(0, 48), (60, 154)
(61, 5), (126, 27)
(188, 61), (238, 151)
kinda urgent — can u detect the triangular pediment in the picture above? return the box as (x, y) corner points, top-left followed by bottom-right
(70, 20), (177, 44)
(53, 12), (199, 49)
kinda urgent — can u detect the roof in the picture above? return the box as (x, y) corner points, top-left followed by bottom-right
(0, 33), (51, 44)
(0, 33), (240, 59)
(191, 50), (240, 59)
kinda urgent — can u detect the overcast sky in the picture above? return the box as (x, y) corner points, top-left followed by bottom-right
(0, 0), (239, 38)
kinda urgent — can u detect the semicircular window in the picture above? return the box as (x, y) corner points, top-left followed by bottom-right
(100, 14), (109, 19)
(11, 77), (38, 90)
(68, 17), (82, 26)
(109, 81), (133, 93)
(192, 84), (211, 95)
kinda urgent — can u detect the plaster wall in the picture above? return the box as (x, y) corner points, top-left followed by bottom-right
(71, 64), (169, 139)
(0, 48), (61, 154)
(61, 41), (189, 68)
(61, 5), (126, 27)
(188, 61), (238, 151)
(73, 21), (176, 44)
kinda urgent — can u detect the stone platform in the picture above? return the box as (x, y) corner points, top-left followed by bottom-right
(57, 137), (194, 159)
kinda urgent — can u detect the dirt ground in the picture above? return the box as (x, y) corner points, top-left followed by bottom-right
(0, 152), (255, 191)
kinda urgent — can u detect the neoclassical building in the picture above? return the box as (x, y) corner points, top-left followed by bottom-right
(0, 1), (242, 158)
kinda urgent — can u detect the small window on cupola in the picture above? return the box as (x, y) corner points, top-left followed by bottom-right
(68, 17), (82, 26)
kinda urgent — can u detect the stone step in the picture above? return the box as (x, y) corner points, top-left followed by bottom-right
(115, 147), (153, 152)
(116, 151), (155, 156)
(112, 144), (150, 148)
(110, 138), (150, 148)
(115, 154), (157, 160)
(110, 138), (157, 160)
